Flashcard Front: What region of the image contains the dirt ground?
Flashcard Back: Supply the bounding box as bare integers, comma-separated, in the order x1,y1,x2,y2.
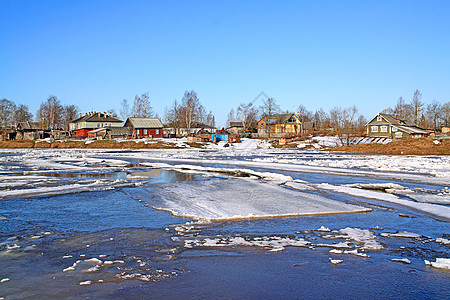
329,138,450,155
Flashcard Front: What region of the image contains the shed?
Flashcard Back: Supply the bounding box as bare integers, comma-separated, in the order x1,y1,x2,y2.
125,118,164,138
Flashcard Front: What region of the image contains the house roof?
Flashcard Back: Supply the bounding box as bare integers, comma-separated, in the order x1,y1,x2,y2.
229,122,244,128
367,113,408,126
17,121,43,130
394,125,431,135
164,121,215,129
126,118,163,128
260,114,299,125
70,112,122,124
107,127,131,136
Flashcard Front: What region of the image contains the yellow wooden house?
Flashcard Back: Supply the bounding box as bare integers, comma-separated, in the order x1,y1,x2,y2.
257,114,302,137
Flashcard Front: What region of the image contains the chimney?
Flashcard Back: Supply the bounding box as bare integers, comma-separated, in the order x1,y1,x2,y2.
98,112,101,117
79,113,82,117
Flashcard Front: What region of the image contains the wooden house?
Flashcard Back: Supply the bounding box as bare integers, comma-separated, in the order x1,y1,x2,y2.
16,122,45,140
164,122,216,137
366,113,431,139
69,112,123,137
87,127,131,139
125,118,164,138
227,122,244,135
257,114,302,137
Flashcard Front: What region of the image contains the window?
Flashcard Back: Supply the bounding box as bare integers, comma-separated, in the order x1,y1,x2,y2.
377,115,382,122
156,129,159,135
380,126,388,132
277,125,282,131
136,129,139,135
260,123,264,128
392,127,397,132
395,132,402,138
144,129,147,135
371,126,378,132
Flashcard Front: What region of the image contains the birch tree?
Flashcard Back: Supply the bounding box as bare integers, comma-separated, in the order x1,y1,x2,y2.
237,102,258,132
410,89,424,126
0,98,16,127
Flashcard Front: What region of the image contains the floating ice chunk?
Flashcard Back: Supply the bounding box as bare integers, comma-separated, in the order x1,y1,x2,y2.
6,244,20,250
335,228,384,251
317,226,331,232
391,258,411,264
0,278,10,283
329,258,343,265
284,181,316,191
424,258,450,270
409,194,450,205
146,178,370,221
435,238,450,245
380,232,422,239
316,242,352,249
329,249,344,254
84,265,101,273
63,266,75,272
343,249,368,257
79,280,92,285
0,215,6,220
84,258,102,264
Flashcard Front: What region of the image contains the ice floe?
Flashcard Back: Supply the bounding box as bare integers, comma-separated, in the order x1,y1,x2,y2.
391,258,411,264
183,235,310,252
424,258,450,270
146,178,370,221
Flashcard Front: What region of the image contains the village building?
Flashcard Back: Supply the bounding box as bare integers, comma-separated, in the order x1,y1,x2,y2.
124,118,164,138
87,127,131,139
366,113,431,139
257,114,302,137
164,122,216,137
16,121,46,140
227,122,244,135
69,112,123,137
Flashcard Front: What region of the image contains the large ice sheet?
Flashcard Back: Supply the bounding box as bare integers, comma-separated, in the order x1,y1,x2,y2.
145,178,371,221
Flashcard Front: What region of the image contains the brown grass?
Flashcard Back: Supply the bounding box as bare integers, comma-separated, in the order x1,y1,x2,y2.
329,138,450,155
0,140,182,149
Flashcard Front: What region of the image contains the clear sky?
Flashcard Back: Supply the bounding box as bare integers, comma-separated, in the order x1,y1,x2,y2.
1,0,449,127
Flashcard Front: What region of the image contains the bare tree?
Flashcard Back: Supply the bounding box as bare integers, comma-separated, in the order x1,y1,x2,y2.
410,89,424,126
14,104,33,124
180,90,201,132
260,98,280,117
226,109,235,128
441,101,450,127
297,104,312,122
425,100,442,130
237,102,258,132
394,96,408,120
62,104,80,131
107,109,119,119
120,99,130,121
329,106,359,146
313,108,328,130
0,99,17,127
132,93,154,118
37,95,64,130
164,99,182,135
206,111,215,128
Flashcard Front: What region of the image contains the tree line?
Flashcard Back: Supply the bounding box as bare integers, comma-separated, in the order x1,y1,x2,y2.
2,89,449,135
381,90,450,131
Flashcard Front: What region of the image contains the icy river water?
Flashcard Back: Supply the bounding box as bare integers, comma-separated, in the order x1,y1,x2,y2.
0,142,449,299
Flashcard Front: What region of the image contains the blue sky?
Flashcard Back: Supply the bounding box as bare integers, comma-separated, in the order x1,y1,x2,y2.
1,1,449,126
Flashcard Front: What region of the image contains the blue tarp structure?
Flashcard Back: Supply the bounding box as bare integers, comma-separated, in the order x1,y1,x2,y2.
211,134,229,142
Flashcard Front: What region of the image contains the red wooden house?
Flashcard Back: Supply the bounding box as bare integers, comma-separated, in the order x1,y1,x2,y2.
124,118,164,138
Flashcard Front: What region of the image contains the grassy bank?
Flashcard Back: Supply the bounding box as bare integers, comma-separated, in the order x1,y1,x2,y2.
328,138,450,155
